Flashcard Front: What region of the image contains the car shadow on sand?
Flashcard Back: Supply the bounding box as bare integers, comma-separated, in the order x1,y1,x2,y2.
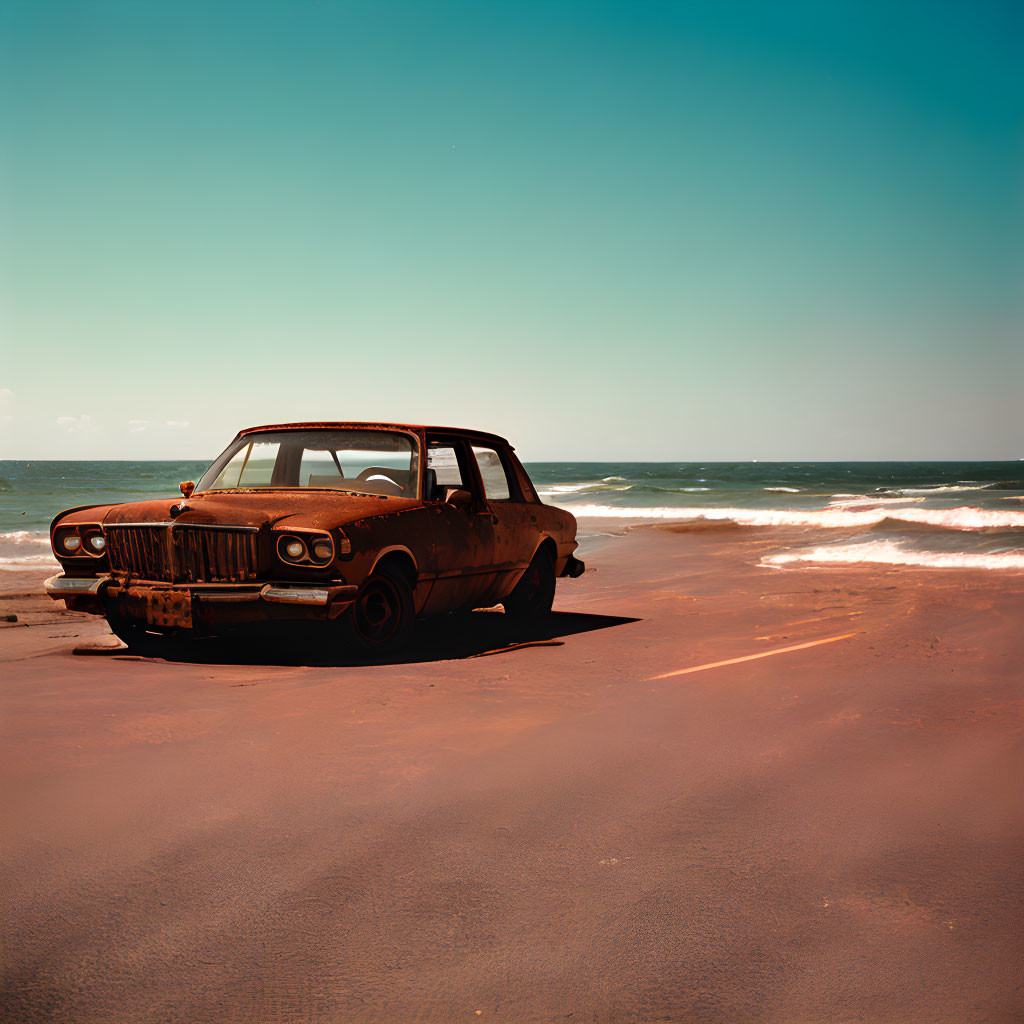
114,610,641,668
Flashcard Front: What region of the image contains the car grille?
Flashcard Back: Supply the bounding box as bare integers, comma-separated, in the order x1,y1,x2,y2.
106,525,260,583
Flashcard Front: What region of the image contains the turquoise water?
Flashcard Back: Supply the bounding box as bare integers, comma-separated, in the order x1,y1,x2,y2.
0,461,212,534
527,461,1024,512
2,460,1023,571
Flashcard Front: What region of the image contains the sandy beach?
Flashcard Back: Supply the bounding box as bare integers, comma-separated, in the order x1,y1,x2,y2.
1,525,1022,1023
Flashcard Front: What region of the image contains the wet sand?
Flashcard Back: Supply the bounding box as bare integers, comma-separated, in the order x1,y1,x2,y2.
1,527,1022,1023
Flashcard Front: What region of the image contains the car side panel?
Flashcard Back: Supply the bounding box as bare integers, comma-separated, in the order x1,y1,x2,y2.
341,505,496,615
480,500,542,604
419,504,497,613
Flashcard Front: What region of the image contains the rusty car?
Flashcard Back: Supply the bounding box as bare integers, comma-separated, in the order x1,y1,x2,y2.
44,422,585,652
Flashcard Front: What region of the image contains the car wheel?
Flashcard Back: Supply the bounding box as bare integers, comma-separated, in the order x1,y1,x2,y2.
349,563,414,653
503,546,556,619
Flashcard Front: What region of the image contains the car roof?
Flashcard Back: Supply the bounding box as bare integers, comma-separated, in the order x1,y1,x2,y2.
237,421,513,448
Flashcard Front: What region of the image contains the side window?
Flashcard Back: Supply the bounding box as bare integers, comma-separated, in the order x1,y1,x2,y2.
471,446,512,501
427,444,466,489
510,454,540,503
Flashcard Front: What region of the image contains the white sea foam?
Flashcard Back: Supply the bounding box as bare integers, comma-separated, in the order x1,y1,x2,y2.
871,507,1024,529
0,553,60,571
538,481,635,497
537,483,600,495
0,531,51,547
763,541,1024,571
884,483,1002,497
764,487,801,493
561,503,1024,530
0,530,58,571
827,496,926,510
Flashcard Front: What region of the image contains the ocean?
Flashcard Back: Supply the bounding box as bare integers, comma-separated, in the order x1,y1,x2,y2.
2,460,1023,573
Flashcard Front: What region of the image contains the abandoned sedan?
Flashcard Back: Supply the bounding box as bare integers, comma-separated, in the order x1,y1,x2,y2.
45,423,585,651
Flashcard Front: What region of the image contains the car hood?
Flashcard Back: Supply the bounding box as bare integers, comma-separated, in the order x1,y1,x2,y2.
98,490,422,531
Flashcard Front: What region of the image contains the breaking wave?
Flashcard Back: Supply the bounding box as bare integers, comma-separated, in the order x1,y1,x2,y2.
539,483,718,497
827,496,926,509
560,503,1024,531
0,555,59,571
1,530,50,546
763,541,1024,571
0,530,58,571
878,482,1019,497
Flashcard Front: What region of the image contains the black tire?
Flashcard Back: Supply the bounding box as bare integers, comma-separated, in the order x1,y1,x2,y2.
503,546,556,619
349,563,415,653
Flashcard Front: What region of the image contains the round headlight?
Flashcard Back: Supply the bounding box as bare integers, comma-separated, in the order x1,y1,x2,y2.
88,534,106,552
62,534,82,552
312,540,333,561
285,539,306,560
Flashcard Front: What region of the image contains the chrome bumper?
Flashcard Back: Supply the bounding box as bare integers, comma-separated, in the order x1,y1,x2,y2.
260,584,357,606
44,574,111,597
44,574,358,609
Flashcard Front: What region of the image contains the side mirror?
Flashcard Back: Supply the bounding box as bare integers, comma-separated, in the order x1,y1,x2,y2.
179,481,195,498
444,487,472,508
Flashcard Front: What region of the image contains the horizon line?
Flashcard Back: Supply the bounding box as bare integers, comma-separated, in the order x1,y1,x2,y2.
2,457,1022,465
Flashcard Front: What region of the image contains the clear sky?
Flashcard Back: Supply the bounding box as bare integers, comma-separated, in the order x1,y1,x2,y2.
1,0,1021,461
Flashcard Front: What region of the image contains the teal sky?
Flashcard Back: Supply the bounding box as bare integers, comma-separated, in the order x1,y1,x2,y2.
2,0,1021,460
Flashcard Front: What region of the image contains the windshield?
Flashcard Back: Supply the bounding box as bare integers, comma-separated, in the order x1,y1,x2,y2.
196,429,420,498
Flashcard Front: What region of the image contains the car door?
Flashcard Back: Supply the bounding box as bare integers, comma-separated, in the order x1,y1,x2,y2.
419,436,497,613
468,441,540,603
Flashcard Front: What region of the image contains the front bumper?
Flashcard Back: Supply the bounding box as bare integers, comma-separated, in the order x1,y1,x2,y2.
44,574,359,628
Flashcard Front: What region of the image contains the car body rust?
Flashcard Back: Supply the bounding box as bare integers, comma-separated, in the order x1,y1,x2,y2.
45,422,585,646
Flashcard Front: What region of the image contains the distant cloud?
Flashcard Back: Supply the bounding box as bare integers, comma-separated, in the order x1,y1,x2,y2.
0,388,13,399
56,414,101,434
128,419,151,433
166,420,191,429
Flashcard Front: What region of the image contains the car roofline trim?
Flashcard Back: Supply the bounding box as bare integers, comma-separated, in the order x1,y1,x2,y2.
234,422,511,448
